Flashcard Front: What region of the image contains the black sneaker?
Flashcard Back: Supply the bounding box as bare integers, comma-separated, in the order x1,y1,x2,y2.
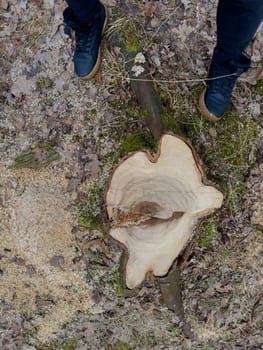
65,3,108,80
199,53,251,122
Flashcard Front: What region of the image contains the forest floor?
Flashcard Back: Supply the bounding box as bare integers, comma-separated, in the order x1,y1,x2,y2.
0,0,263,349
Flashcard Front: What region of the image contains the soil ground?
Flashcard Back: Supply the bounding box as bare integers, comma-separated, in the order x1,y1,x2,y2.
0,0,262,349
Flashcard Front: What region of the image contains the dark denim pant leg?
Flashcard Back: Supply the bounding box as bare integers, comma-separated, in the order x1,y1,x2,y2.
215,0,263,64
64,0,101,31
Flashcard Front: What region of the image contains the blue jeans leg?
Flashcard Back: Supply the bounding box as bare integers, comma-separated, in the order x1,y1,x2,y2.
215,0,263,64
64,0,101,29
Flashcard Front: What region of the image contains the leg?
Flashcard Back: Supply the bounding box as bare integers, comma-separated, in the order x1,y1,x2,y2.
199,0,263,121
63,1,108,79
64,0,100,24
216,0,263,64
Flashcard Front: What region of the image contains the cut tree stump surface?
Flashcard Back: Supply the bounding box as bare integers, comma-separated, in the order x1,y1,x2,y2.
106,134,223,289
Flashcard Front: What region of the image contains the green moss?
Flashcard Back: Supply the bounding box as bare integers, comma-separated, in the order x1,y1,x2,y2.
78,216,103,231
72,134,81,143
37,338,78,350
155,84,203,136
15,102,22,109
43,97,55,106
116,251,135,297
203,114,257,213
118,132,157,158
36,76,54,90
202,113,257,213
102,151,118,165
202,345,216,350
198,219,219,249
171,55,177,63
161,111,179,132
120,22,140,53
111,7,120,16
103,339,136,350
253,69,263,95
14,142,60,169
85,248,105,265
141,107,150,118
78,184,104,231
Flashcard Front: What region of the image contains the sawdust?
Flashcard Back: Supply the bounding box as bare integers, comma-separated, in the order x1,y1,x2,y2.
0,166,93,341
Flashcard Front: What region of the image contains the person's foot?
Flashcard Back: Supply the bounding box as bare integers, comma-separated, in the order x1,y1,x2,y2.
73,3,108,80
199,53,251,122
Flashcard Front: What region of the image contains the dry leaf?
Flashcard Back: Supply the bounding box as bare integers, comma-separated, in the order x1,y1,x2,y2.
241,67,263,85
142,0,157,18
208,127,217,138
11,75,35,97
88,154,100,180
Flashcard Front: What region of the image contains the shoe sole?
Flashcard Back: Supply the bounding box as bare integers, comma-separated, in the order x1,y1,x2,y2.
199,89,221,122
80,4,109,81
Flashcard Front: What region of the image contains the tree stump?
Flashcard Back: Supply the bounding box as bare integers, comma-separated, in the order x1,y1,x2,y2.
106,134,223,289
